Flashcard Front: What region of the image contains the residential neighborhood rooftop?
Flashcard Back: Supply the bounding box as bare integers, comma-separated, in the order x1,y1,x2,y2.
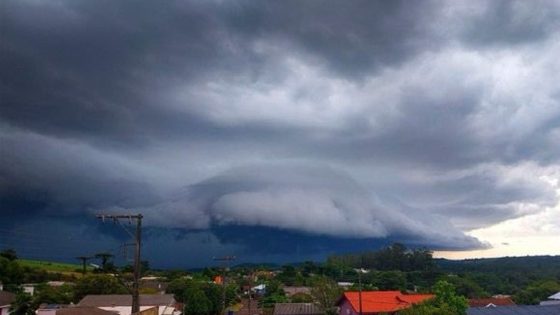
0,290,16,307
78,294,175,307
56,306,118,315
469,297,516,307
467,305,560,315
336,291,435,313
273,303,323,315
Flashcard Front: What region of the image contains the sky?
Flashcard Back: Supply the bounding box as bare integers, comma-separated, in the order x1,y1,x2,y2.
1,0,560,268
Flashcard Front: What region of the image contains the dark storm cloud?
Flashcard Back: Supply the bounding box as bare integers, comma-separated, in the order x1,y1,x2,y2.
224,0,444,76
458,0,560,47
2,0,560,266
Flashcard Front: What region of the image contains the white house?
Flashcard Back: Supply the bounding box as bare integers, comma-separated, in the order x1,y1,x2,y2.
540,292,560,306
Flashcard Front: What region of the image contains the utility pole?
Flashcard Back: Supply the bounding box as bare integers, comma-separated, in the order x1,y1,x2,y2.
213,255,236,312
97,214,143,315
358,257,363,315
247,269,254,315
76,256,92,275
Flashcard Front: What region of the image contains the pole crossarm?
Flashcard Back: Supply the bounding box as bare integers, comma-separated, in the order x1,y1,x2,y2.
96,213,143,314
213,255,236,312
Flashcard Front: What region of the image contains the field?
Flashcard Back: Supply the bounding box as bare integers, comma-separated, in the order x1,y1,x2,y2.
18,259,91,273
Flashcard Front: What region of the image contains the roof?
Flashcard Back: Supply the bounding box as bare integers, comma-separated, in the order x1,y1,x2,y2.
548,292,560,300
283,286,311,296
0,291,16,306
252,284,266,290
273,303,323,315
469,297,516,307
337,291,434,313
78,294,175,307
56,307,118,315
467,305,560,315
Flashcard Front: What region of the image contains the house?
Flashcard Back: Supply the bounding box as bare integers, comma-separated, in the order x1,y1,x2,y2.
36,304,68,315
252,284,267,295
467,304,560,315
78,294,179,315
56,306,118,315
140,277,168,294
42,306,119,315
337,282,354,289
336,291,434,315
273,303,323,315
283,287,311,297
0,290,16,315
468,297,516,307
540,291,560,305
22,283,36,296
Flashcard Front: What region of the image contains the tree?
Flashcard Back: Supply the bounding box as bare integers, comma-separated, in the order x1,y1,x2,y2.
94,253,114,272
401,280,468,315
310,276,342,315
33,283,74,305
73,274,128,301
291,292,313,303
432,280,468,315
0,249,18,261
0,256,24,292
514,280,560,305
10,292,35,315
184,286,211,315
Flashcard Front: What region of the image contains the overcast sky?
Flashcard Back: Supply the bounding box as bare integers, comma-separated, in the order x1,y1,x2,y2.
1,0,560,268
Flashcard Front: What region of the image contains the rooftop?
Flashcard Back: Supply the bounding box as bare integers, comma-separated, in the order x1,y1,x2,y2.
469,297,516,307
0,291,16,307
56,306,118,315
337,291,434,313
273,303,323,315
78,294,175,307
467,305,560,315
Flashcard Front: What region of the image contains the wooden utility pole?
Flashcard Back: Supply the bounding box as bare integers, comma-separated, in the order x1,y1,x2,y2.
97,214,143,315
358,256,363,315
213,255,236,312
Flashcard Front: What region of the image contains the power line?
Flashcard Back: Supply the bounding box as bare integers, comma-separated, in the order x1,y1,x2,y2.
97,213,143,315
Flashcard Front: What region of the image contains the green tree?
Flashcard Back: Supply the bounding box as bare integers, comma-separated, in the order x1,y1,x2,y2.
0,249,18,261
310,276,342,315
73,274,128,301
33,283,74,305
444,275,488,299
291,292,313,303
184,286,211,315
401,280,468,315
432,280,468,315
10,292,35,315
514,280,560,305
0,256,24,288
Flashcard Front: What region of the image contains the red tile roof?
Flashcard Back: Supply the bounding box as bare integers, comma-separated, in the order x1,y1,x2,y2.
337,291,434,313
468,297,516,307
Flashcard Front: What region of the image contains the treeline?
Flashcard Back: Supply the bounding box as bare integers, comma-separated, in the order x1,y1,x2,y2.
327,243,435,271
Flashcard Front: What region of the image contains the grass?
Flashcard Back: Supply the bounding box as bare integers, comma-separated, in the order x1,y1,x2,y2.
19,259,91,273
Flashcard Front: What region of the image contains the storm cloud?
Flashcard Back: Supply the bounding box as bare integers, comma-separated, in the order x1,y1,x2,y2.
1,0,560,267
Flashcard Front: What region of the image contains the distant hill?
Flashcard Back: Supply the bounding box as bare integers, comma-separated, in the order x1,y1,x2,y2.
436,255,560,276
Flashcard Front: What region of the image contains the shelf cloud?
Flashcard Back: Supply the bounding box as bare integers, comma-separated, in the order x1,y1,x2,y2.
2,0,560,266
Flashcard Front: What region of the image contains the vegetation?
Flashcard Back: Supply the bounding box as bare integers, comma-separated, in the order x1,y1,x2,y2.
3,245,560,314
18,259,88,274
